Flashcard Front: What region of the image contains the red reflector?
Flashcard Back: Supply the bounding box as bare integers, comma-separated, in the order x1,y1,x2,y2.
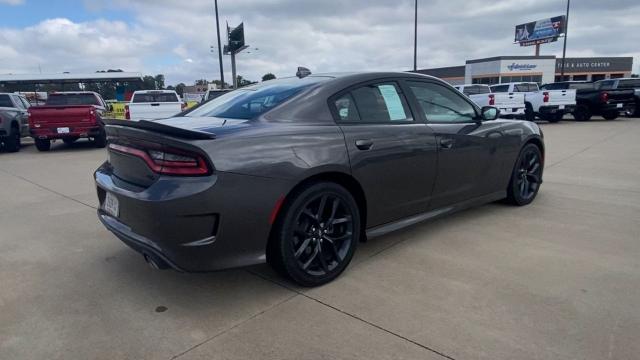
108,143,211,176
543,92,549,103
124,105,130,120
269,196,285,224
600,92,609,102
488,94,495,106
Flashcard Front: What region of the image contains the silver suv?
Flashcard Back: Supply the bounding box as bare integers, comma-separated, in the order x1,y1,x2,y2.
0,93,31,152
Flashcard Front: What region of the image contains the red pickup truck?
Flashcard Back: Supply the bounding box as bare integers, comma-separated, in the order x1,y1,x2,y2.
28,92,109,151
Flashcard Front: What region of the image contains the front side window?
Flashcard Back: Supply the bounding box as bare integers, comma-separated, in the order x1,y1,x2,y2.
407,81,477,123
0,94,14,107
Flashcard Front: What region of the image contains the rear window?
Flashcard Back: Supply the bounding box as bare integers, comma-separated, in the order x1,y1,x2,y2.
569,83,594,90
187,76,330,120
490,85,509,93
0,94,12,107
46,93,101,106
132,92,179,103
207,91,230,101
617,79,640,89
461,85,490,95
514,83,537,92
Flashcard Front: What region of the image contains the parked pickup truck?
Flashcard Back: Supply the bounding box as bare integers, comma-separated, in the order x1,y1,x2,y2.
28,92,108,151
541,81,635,121
0,93,31,152
454,84,525,118
125,90,184,121
593,78,640,117
491,82,576,122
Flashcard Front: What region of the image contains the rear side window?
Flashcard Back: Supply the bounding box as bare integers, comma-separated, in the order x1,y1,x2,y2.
46,93,101,106
132,93,179,103
462,85,490,95
596,80,614,90
333,82,412,123
569,83,594,90
618,79,640,89
0,94,13,107
490,85,509,93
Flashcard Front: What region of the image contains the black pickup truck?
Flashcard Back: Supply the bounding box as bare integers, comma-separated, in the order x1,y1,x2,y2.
541,81,635,121
595,78,640,117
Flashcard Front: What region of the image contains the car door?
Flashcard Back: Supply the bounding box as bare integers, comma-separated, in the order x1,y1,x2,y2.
404,80,505,209
332,80,438,227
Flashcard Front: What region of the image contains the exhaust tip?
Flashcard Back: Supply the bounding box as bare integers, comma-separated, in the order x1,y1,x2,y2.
143,253,169,270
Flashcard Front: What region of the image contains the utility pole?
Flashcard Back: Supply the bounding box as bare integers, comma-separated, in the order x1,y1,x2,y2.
413,0,418,71
560,0,570,80
214,0,225,88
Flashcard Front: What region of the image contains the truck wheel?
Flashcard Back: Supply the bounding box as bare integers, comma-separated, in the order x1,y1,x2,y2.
4,123,21,152
524,103,535,121
35,138,51,152
573,105,591,121
94,128,107,148
548,113,563,123
602,111,618,121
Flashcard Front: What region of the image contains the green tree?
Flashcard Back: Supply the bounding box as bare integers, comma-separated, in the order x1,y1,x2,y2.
175,83,186,97
262,73,276,81
236,75,256,88
154,74,165,89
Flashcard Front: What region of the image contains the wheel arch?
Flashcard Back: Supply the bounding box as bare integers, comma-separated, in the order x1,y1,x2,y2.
266,171,368,261
523,135,545,164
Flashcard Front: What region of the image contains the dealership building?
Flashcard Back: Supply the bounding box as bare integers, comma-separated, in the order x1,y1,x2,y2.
416,56,634,86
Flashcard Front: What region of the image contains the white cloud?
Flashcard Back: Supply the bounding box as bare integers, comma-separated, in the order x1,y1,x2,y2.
2,0,640,85
0,0,24,6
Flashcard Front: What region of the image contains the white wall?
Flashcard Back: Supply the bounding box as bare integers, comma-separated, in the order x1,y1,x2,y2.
465,57,557,84
465,60,501,83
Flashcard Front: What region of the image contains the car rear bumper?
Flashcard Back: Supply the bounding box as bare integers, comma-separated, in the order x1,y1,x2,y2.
600,103,635,114
94,162,292,272
30,125,101,139
539,105,576,115
497,107,525,116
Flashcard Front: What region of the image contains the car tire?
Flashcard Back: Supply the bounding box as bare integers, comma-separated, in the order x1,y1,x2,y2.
524,103,535,121
573,105,592,121
34,138,51,152
269,182,360,287
94,127,107,148
602,111,618,120
63,137,79,145
547,113,563,123
4,124,21,152
506,143,543,206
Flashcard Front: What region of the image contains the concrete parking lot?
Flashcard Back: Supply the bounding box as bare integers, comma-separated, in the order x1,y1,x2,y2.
1,117,639,360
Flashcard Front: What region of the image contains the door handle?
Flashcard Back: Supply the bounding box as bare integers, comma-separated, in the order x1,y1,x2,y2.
355,139,373,150
439,138,454,149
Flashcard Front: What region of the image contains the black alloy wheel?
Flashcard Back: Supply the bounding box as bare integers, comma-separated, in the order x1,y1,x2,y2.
271,182,360,286
506,144,543,206
602,111,618,120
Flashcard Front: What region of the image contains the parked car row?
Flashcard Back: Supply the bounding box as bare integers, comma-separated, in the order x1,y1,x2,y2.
454,78,639,123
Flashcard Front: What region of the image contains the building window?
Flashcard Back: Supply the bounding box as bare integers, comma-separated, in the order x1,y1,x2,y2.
472,76,499,85
572,75,588,81
610,73,624,79
591,74,606,81
555,75,570,82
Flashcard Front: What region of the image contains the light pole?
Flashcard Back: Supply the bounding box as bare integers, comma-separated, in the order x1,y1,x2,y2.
560,0,570,80
413,0,418,71
214,0,225,88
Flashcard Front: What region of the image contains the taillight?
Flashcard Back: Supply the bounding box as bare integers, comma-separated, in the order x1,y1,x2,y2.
600,92,609,102
181,102,187,111
488,94,495,106
124,105,130,120
108,142,211,176
543,92,549,103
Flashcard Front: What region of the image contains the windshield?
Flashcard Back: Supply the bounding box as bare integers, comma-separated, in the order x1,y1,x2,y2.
187,76,330,120
46,93,100,106
132,92,179,103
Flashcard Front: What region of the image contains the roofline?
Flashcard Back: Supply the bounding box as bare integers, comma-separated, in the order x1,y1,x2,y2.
0,72,143,84
466,56,556,64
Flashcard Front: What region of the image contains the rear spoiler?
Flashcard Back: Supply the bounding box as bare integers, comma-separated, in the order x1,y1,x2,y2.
102,118,216,140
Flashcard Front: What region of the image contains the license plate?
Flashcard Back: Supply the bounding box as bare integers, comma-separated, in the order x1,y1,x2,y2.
617,103,623,108
103,192,119,218
57,127,70,134
559,105,565,110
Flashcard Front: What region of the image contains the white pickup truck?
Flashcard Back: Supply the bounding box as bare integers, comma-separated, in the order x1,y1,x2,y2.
490,82,576,122
125,90,184,121
454,84,525,118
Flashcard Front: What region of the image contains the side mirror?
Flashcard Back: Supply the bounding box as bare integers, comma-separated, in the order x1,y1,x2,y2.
481,106,500,121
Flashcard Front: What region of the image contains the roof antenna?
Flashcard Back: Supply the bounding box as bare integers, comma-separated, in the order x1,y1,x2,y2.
296,67,311,78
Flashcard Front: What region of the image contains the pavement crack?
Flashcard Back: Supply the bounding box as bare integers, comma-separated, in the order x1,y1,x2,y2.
246,269,457,360
169,293,299,360
0,168,97,210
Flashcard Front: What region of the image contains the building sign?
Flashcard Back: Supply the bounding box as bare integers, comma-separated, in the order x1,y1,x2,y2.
507,63,538,71
555,57,633,73
515,16,565,47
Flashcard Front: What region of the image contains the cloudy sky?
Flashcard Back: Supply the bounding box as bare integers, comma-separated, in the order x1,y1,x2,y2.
0,0,638,86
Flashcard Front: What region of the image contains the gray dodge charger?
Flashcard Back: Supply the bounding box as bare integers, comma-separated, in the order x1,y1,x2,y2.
95,71,544,286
